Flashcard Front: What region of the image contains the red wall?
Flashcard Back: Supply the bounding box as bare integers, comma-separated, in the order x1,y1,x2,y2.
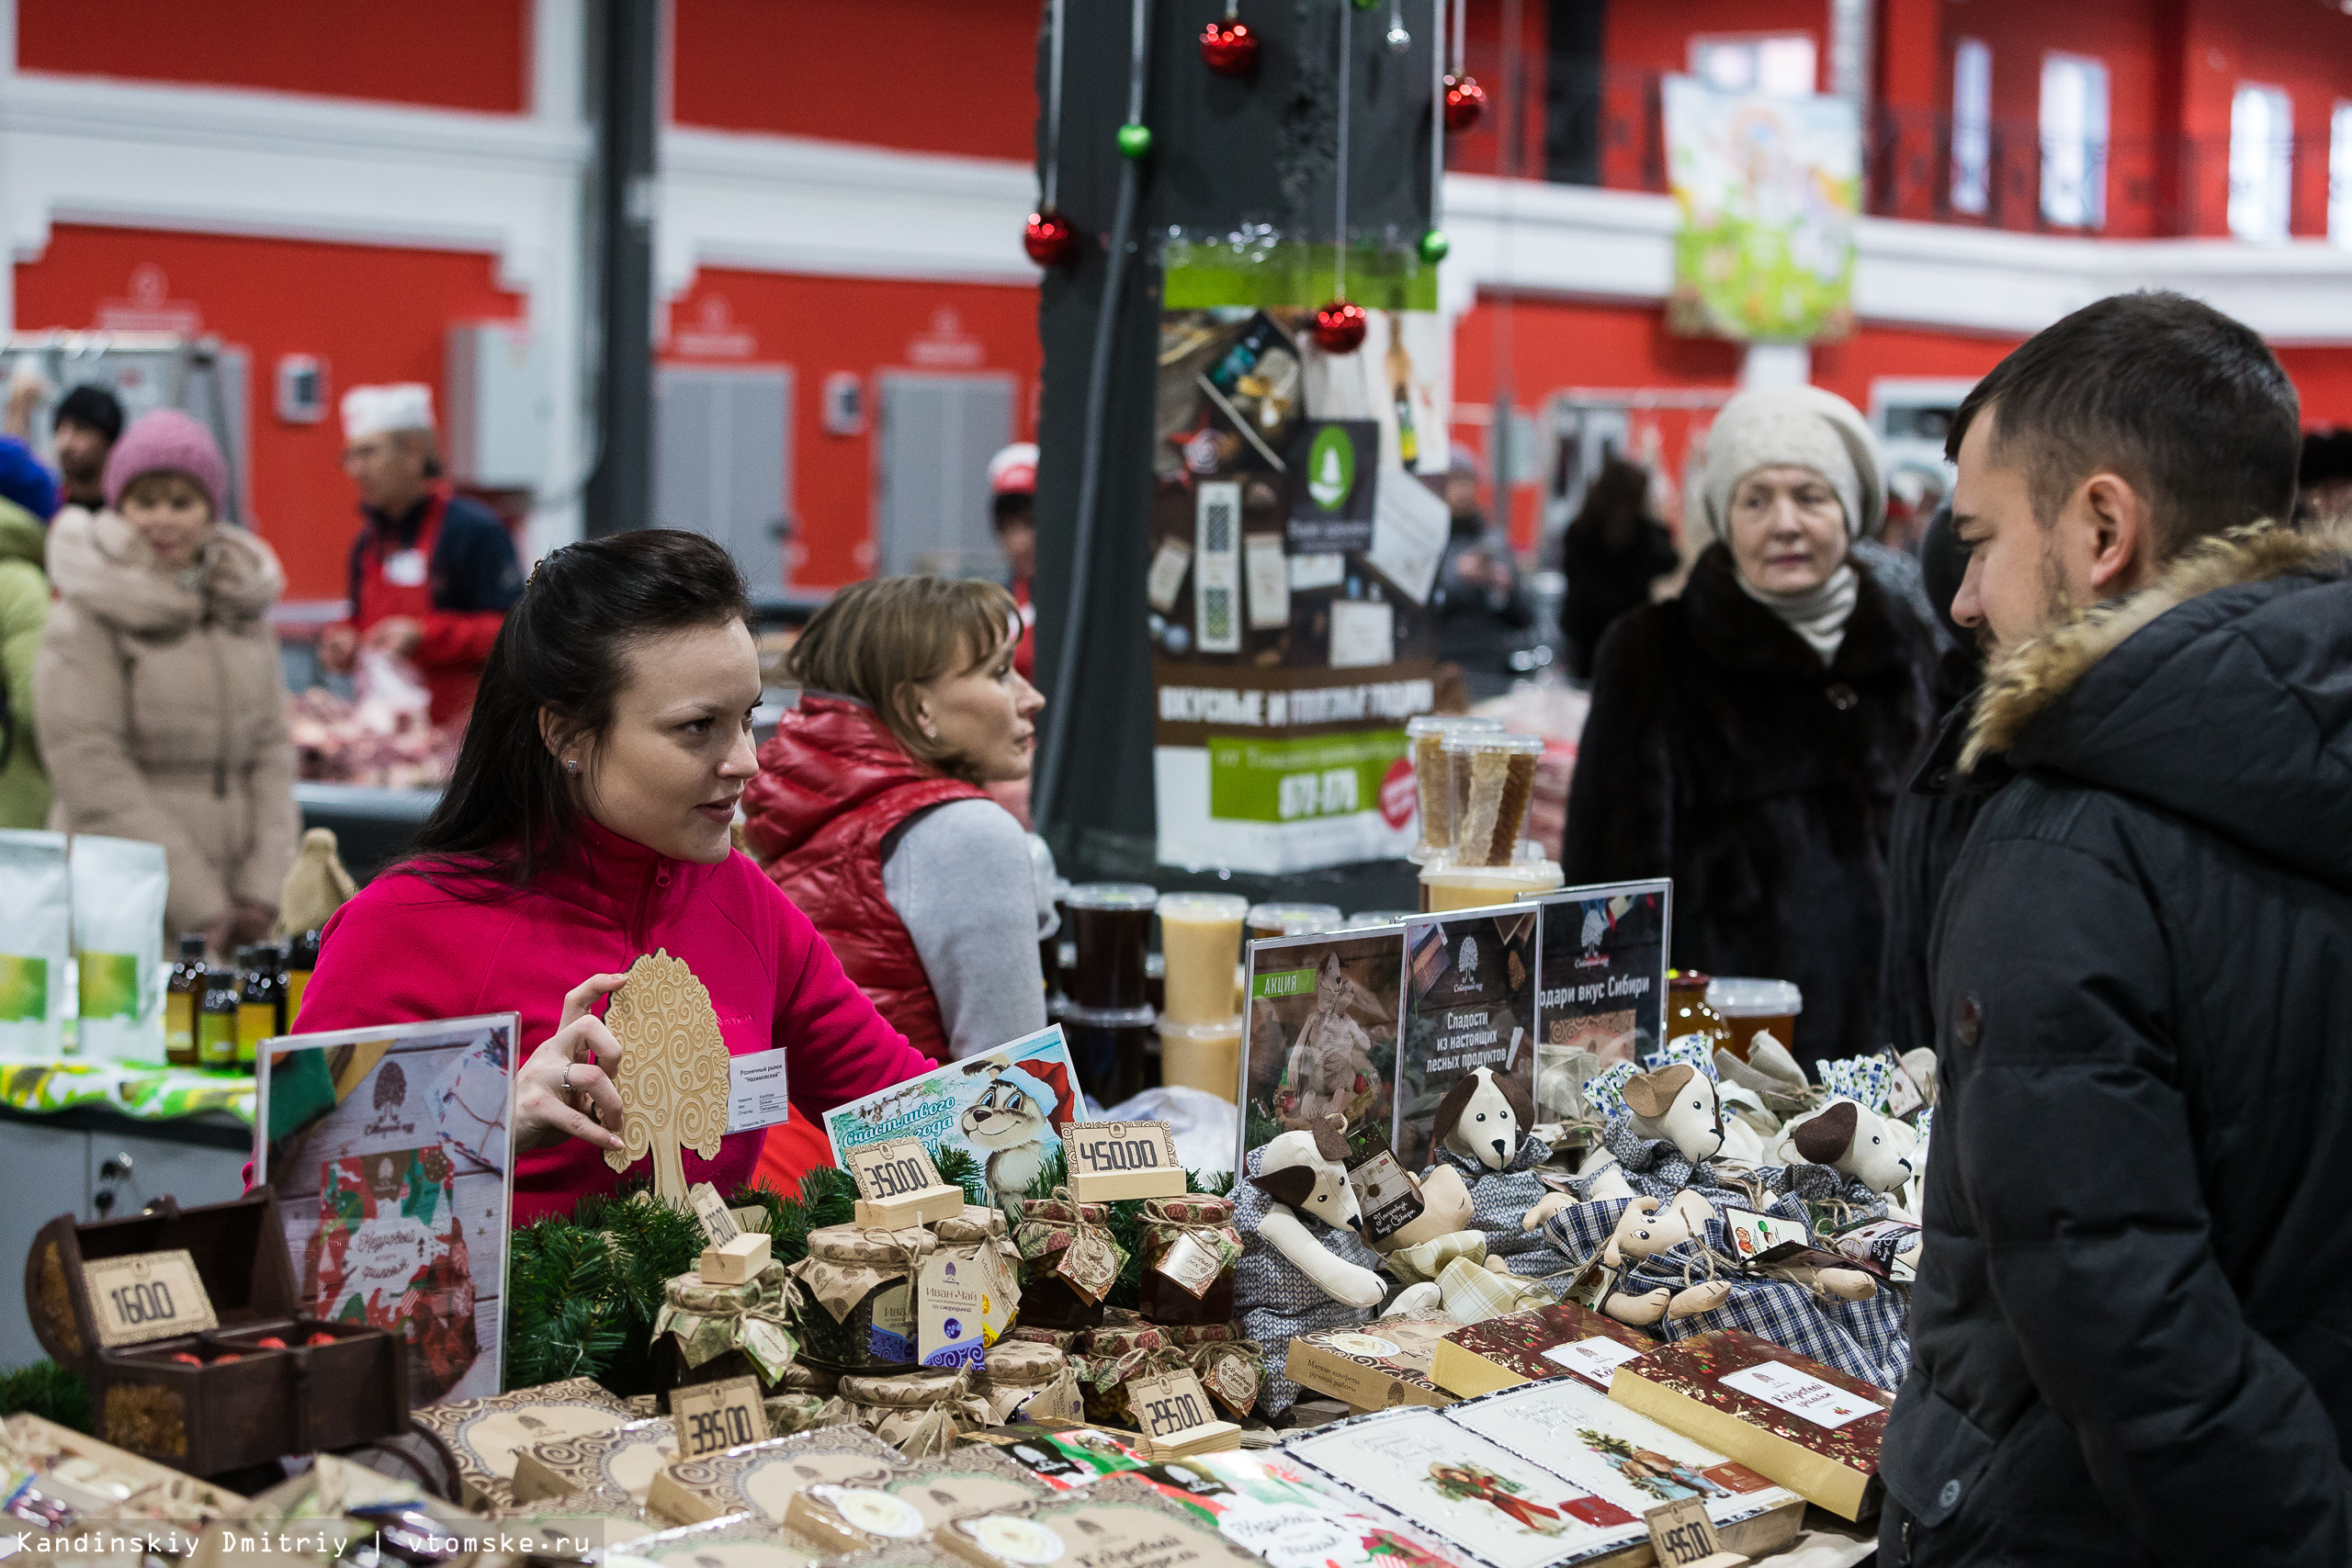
1603,0,1826,77
672,0,1039,160
661,270,1043,591
2182,0,2352,238
14,225,526,604
17,0,530,114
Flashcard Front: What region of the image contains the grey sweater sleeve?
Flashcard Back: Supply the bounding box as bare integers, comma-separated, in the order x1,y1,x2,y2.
880,797,1048,1059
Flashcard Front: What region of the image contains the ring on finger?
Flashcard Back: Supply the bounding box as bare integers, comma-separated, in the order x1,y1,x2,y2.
561,1064,574,1100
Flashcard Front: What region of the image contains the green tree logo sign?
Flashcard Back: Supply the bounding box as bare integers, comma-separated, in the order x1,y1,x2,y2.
1307,424,1357,512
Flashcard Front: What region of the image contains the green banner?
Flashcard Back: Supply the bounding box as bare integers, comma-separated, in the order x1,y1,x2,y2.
1163,239,1440,312
1252,967,1319,1000
1209,728,1408,824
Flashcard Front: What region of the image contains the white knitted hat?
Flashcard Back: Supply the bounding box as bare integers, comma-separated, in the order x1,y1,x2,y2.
341,383,435,442
1701,385,1883,541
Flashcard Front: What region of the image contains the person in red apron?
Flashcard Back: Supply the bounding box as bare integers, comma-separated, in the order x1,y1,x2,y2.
318,383,524,727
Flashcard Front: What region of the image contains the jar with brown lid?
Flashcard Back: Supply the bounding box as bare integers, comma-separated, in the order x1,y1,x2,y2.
1135,1195,1241,1326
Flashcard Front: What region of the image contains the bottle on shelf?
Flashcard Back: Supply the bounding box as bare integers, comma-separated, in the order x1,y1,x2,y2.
236,946,286,1069
164,934,207,1069
198,964,240,1073
285,929,322,1024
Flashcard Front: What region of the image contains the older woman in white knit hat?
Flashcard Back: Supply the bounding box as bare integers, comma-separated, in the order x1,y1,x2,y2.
1560,385,1936,1068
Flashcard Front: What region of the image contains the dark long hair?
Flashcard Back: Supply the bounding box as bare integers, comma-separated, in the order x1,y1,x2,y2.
1565,456,1656,554
404,529,752,887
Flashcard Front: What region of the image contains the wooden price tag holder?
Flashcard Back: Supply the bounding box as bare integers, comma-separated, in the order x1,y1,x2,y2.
1642,1498,1748,1568
672,1374,771,1459
1065,1120,1185,1202
698,1231,772,1285
604,950,732,1203
83,1249,218,1348
845,1136,965,1228
1127,1368,1240,1460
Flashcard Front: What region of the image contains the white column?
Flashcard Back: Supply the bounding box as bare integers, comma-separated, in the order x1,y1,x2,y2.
525,0,590,564
0,0,19,334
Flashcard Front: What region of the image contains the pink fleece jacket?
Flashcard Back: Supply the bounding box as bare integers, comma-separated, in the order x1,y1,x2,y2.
295,818,935,1224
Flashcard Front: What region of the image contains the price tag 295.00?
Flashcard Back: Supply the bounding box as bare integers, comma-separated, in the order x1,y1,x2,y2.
84,1249,218,1348
1128,1369,1217,1439
672,1374,771,1459
844,1137,944,1202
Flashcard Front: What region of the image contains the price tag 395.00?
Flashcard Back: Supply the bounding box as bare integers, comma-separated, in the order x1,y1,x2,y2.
672,1374,771,1460
84,1249,218,1348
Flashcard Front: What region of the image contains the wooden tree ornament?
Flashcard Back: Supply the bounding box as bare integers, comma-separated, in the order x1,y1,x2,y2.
602,949,732,1201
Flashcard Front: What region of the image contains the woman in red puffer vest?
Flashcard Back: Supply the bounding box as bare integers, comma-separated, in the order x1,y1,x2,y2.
741,578,1051,1188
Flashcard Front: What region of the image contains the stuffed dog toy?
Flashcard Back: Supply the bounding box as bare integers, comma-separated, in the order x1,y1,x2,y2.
1595,1192,1733,1325
1624,1064,1726,1164
1778,1099,1915,1192
1236,1116,1390,1414
1430,1065,1534,1170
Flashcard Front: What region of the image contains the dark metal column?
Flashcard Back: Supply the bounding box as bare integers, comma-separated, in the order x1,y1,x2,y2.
582,0,660,538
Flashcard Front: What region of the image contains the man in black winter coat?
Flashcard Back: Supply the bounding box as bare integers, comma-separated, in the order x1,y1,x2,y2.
1881,291,2352,1564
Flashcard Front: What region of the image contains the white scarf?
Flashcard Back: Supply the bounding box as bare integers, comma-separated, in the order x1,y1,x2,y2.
1738,562,1858,666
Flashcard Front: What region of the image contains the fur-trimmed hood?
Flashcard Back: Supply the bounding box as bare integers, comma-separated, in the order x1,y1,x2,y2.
1964,519,2352,887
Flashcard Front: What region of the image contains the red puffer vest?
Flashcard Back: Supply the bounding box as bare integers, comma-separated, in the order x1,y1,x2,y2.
741,694,988,1062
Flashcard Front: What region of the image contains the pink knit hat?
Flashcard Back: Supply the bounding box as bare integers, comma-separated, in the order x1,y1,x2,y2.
104,409,229,515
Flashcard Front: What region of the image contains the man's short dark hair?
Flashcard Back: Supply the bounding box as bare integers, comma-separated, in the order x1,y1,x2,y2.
1946,291,2300,558
53,383,124,445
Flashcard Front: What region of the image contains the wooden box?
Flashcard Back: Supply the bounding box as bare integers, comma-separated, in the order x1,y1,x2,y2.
24,1190,408,1476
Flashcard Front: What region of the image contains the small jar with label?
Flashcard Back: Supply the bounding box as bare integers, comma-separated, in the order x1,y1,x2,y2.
785,1223,934,1371
1012,1196,1124,1330
1135,1195,1240,1326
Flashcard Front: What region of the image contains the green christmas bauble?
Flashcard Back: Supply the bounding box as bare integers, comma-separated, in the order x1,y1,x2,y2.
1419,228,1451,264
1117,122,1153,159
1351,0,1381,9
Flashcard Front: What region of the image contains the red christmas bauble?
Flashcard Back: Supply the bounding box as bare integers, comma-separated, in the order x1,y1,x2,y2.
1314,300,1369,355
1443,72,1487,133
1023,209,1079,267
1200,19,1259,75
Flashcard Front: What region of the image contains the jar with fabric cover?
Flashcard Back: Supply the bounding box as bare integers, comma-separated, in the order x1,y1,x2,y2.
653,1261,800,1393
786,1224,936,1371
974,1339,1082,1424
1135,1195,1242,1326
834,1368,993,1457
1012,1194,1126,1329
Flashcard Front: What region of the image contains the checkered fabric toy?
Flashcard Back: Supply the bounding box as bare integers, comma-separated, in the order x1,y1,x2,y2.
1542,1193,1911,1392
1428,1134,1577,1280
1234,1143,1385,1415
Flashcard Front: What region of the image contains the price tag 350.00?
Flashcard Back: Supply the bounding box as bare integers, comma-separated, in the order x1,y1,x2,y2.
84,1249,218,1348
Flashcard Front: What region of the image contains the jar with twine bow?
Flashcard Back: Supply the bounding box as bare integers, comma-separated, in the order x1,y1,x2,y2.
936,1205,1024,1278
974,1339,1083,1424
1136,1194,1242,1326
1012,1192,1125,1330
786,1224,938,1371
654,1259,800,1392
1184,1335,1266,1418
834,1367,993,1458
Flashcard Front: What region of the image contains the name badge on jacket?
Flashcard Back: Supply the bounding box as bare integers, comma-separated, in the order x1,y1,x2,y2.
383,548,429,587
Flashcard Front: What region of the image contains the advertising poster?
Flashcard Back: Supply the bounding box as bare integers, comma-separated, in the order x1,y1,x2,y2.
1530,881,1671,1122
1151,243,1452,874
1662,75,1860,344
253,1013,519,1407
823,1025,1081,1222
1396,909,1537,1168
1239,927,1407,1164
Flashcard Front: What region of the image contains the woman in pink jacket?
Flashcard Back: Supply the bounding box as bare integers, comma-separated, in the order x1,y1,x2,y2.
296,530,933,1224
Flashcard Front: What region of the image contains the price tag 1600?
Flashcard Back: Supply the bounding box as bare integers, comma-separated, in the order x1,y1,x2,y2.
84,1249,217,1348
671,1374,770,1460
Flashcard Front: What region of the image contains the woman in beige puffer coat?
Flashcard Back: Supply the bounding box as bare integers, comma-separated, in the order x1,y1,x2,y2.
35,410,299,952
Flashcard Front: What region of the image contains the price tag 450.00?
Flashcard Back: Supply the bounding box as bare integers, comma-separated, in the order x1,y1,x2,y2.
84,1250,218,1349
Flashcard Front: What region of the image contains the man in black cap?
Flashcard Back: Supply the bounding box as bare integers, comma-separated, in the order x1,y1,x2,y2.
5,373,122,516
48,386,123,514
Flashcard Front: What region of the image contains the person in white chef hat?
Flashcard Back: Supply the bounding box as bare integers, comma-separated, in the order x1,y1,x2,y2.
317,382,524,725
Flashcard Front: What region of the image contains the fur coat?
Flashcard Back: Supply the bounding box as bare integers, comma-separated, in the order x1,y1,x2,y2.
1561,543,1936,1067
